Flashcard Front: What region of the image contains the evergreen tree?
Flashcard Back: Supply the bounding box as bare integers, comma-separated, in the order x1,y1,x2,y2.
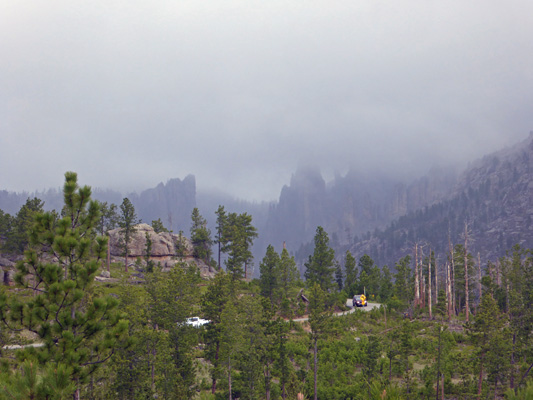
95,201,119,272
343,251,357,296
494,245,533,391
235,296,266,400
95,201,118,236
144,265,201,398
467,293,510,397
219,300,242,400
279,246,299,299
118,197,140,272
0,360,75,399
201,271,233,394
0,209,13,250
363,335,381,381
259,245,281,306
151,218,168,233
144,231,155,272
304,226,336,291
357,254,380,299
394,255,413,304
4,197,44,253
190,207,213,265
435,289,447,320
0,172,129,399
224,212,258,281
379,265,394,302
334,260,343,292
175,230,187,258
308,283,332,400
215,205,228,269
275,318,291,400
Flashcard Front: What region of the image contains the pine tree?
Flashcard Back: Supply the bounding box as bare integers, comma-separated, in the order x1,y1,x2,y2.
259,245,280,306
379,265,394,302
279,246,299,300
151,218,168,233
215,205,228,269
224,212,257,281
308,283,332,400
304,226,336,291
144,265,201,398
95,201,119,272
343,251,357,296
334,261,343,291
358,254,380,298
201,271,233,394
95,201,118,236
118,197,140,272
190,207,213,265
0,172,129,399
4,197,44,253
467,293,510,398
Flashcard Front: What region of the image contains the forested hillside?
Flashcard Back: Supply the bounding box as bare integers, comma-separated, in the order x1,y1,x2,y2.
341,133,533,271
1,172,532,399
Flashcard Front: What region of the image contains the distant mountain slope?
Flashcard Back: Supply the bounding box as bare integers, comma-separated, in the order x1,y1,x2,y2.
129,175,196,233
2,134,531,276
344,133,533,269
258,162,457,265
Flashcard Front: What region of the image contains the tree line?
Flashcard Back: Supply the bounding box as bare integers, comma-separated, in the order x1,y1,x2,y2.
0,172,532,399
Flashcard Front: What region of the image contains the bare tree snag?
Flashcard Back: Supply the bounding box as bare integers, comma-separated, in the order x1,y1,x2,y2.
414,243,420,308
477,252,482,309
464,221,470,322
428,250,432,319
435,257,439,304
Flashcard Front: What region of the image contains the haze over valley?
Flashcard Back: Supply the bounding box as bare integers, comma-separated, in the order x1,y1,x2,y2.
2,132,532,278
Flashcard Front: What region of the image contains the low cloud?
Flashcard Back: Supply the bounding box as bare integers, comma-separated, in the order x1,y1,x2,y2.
1,1,531,201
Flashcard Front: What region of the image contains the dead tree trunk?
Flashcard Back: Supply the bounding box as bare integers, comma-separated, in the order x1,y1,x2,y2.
464,222,470,322
435,257,439,304
107,232,111,272
428,251,432,319
414,243,420,308
448,233,456,316
446,262,453,320
477,252,482,310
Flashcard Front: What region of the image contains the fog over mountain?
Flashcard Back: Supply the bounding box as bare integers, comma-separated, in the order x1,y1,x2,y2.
1,2,532,201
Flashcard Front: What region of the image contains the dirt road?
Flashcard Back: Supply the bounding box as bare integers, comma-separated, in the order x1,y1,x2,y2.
293,299,380,322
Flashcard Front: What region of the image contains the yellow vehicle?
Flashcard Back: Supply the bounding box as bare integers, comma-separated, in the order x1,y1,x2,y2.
353,294,367,307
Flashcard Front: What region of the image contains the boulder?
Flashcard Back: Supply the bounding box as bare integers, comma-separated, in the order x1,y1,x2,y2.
107,224,216,279
108,223,193,258
0,256,16,286
100,270,111,278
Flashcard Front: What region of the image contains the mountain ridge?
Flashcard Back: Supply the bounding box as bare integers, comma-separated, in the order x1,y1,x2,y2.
1,133,531,275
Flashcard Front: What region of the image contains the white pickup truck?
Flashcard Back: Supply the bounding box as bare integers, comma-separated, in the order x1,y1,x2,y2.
184,317,210,327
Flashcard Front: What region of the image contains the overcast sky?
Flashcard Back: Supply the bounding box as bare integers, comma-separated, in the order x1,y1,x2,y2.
1,1,532,201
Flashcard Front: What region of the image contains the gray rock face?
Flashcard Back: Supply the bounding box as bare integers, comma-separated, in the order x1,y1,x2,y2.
108,223,192,258
0,256,16,285
108,223,215,278
100,270,111,278
130,175,196,234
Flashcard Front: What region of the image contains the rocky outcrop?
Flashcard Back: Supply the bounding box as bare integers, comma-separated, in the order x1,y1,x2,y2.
259,164,457,259
129,175,196,234
261,167,327,253
0,256,16,285
108,223,216,278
